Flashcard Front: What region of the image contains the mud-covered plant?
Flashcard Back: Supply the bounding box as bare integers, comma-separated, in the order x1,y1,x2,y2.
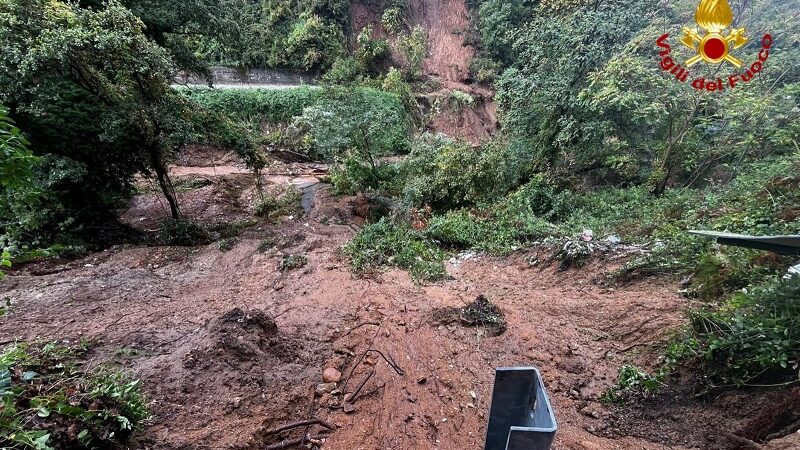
254,189,302,222
554,238,596,270
279,254,308,271
448,90,475,111
0,342,150,449
459,295,507,335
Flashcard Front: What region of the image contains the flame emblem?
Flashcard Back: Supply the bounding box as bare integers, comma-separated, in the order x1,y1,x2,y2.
680,0,747,67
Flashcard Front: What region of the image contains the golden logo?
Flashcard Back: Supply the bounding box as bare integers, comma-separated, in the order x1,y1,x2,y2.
655,0,773,93
680,0,747,67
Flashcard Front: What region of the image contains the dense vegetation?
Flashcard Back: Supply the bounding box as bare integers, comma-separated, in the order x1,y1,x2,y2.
0,0,798,417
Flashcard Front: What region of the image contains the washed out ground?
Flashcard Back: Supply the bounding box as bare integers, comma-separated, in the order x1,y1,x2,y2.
1,149,797,450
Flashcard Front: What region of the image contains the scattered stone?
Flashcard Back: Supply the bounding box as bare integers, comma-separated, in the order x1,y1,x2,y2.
230,397,242,409
316,383,337,396
322,367,341,383
343,403,357,414
469,390,477,400
417,376,428,385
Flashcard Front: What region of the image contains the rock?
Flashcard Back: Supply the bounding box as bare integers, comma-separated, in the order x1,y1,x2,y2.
230,397,242,408
469,390,477,400
343,403,357,414
315,383,337,396
322,367,342,383
417,376,428,385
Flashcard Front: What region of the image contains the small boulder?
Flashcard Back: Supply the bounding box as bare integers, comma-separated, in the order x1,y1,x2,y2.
322,367,342,383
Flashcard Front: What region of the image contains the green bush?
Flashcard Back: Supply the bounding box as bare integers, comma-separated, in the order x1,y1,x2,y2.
0,342,149,449
400,134,523,210
344,217,447,282
158,219,209,246
680,276,800,386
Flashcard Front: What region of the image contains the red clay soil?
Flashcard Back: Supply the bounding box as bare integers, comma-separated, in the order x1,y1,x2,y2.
1,162,795,450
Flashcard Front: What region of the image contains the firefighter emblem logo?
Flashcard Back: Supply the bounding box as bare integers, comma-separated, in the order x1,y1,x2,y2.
680,0,747,67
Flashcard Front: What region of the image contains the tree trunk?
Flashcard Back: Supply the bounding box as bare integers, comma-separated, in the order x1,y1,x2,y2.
149,145,181,219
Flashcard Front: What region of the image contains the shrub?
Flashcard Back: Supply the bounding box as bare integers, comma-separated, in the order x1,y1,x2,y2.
344,217,447,281
355,25,390,74
396,26,427,79
680,275,800,386
400,134,522,210
448,90,475,110
218,237,239,252
297,87,409,161
181,87,324,125
0,342,149,449
330,151,401,196
381,7,405,34
158,219,209,246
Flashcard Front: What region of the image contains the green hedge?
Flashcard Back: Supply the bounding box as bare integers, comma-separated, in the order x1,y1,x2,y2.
180,87,324,124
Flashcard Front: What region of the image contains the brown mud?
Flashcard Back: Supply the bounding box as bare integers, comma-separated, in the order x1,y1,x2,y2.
1,153,797,449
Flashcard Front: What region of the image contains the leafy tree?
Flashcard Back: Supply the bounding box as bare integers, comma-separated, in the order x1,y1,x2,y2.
297,87,408,175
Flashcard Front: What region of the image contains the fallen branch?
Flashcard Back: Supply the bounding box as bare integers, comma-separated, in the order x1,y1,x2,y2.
265,433,330,450
264,418,335,436
345,369,375,404
367,349,405,375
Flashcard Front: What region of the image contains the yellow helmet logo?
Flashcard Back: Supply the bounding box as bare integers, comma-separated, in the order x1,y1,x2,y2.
680,0,748,67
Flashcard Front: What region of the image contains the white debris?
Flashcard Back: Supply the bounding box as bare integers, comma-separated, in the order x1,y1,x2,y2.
448,250,477,266
605,234,621,245
785,262,800,280
580,229,594,242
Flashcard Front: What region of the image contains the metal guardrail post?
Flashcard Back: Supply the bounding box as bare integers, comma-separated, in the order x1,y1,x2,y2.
484,367,557,450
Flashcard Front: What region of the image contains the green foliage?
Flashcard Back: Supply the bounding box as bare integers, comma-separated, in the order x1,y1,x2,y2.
190,0,349,71
344,217,447,282
218,237,239,252
279,254,308,271
330,152,400,196
400,134,523,210
381,6,405,34
321,57,364,85
355,25,390,74
181,87,324,125
601,364,664,404
680,276,800,386
396,26,427,80
447,90,476,110
297,87,409,161
158,219,209,246
0,342,149,449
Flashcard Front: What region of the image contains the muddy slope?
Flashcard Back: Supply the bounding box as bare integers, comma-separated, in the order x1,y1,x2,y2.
1,157,793,449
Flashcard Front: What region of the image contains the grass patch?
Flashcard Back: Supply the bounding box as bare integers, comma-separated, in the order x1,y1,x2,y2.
0,342,149,449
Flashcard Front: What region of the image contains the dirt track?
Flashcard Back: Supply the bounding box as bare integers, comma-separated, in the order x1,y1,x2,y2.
1,161,795,450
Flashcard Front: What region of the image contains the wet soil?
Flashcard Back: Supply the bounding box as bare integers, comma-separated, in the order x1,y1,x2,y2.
1,154,795,450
